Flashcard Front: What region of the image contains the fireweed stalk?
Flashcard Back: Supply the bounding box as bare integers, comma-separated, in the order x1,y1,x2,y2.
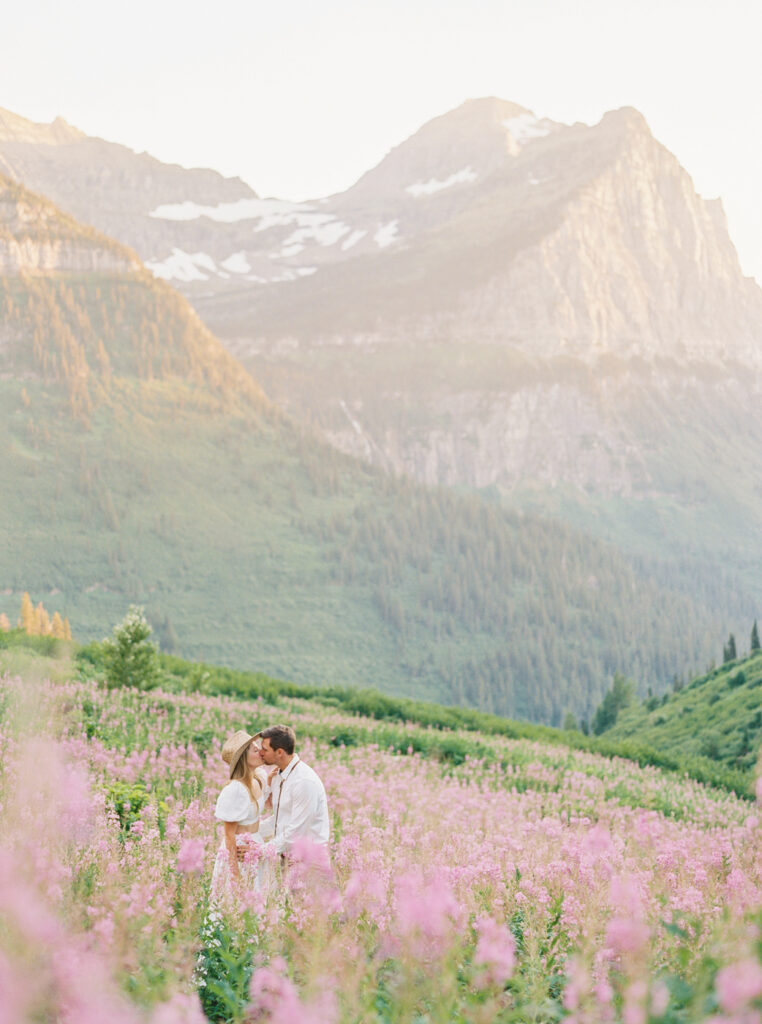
1,671,762,1022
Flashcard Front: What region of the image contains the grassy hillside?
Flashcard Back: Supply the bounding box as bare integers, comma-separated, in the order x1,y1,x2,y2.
0,176,752,724
1,635,754,798
602,650,762,776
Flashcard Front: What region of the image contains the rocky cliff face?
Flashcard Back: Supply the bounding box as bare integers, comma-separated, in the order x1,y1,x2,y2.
0,176,140,274
200,104,762,518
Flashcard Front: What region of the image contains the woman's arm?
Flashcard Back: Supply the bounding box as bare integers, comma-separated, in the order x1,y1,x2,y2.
250,778,263,832
224,820,240,882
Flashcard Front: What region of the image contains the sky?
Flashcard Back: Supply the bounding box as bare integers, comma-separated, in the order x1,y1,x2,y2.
1,0,760,281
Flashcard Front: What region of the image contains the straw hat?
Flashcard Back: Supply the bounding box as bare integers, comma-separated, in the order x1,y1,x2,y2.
221,730,254,777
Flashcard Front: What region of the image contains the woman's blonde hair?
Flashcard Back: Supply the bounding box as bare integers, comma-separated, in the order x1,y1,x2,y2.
230,743,262,801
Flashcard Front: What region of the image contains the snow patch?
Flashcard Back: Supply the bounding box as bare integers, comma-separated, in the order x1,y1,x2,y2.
145,247,317,284
280,218,351,249
145,248,217,282
257,210,336,235
503,114,552,144
244,267,318,284
374,221,399,248
149,198,307,223
220,251,251,274
405,167,478,197
342,229,366,251
277,243,306,258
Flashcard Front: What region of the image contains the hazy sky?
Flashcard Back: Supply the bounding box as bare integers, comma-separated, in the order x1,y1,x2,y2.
2,0,760,281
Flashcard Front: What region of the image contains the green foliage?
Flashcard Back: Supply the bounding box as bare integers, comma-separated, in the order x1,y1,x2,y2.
0,628,65,657
101,606,159,690
592,673,635,735
723,633,737,663
729,670,746,689
752,620,760,652
106,780,150,831
195,914,256,1024
606,650,762,787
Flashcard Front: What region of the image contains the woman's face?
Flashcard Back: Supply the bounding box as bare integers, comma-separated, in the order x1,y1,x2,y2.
247,742,264,769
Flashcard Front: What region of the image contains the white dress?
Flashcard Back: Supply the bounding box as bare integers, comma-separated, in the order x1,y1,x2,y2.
210,780,265,897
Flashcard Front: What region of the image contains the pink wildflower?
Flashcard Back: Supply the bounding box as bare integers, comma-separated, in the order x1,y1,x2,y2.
563,958,589,1011
605,916,650,956
150,992,207,1024
715,959,762,1013
473,915,516,988
0,949,28,1024
248,965,337,1023
289,837,331,874
650,981,670,1017
394,868,462,957
176,839,204,875
595,979,614,1004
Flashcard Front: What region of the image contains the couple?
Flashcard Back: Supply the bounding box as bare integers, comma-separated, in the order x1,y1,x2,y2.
211,724,329,895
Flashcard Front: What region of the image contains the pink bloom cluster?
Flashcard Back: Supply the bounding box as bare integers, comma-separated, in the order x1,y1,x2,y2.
3,671,762,1023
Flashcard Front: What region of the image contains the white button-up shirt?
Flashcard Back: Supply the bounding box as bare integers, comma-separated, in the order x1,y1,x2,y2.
270,754,330,854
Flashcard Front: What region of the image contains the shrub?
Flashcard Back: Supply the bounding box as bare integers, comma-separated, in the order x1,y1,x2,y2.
699,732,721,759
106,780,150,831
0,628,64,657
102,606,159,690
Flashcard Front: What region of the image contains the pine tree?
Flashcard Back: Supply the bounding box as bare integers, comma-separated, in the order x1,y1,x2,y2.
102,606,159,690
752,621,760,652
0,613,10,632
63,617,72,641
51,612,65,639
723,634,738,663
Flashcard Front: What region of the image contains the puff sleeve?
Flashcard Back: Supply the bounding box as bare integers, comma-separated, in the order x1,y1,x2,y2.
214,781,253,823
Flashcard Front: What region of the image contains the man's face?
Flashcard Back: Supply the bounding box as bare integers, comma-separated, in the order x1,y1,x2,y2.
260,738,277,765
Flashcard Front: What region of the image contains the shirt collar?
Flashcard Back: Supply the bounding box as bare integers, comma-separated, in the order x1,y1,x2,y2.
279,753,300,779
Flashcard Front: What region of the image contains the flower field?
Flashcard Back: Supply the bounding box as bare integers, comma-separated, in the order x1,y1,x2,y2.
2,667,762,1023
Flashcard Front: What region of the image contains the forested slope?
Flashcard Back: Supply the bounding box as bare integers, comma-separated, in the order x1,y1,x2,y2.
602,648,762,775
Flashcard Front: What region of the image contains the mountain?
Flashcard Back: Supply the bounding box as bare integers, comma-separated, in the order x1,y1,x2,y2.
0,174,264,415
0,173,748,725
6,102,762,603
0,99,562,287
0,105,256,273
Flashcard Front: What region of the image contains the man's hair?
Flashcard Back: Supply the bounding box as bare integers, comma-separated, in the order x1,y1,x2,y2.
260,724,296,755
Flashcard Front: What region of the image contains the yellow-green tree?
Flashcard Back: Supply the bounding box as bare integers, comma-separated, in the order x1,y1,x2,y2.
19,592,34,634
36,603,51,636
51,612,65,639
0,613,10,632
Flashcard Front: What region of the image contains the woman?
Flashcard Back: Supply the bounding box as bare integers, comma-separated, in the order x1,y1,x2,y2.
211,730,270,897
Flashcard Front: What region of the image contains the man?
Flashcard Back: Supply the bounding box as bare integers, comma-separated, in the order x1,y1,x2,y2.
258,724,329,856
